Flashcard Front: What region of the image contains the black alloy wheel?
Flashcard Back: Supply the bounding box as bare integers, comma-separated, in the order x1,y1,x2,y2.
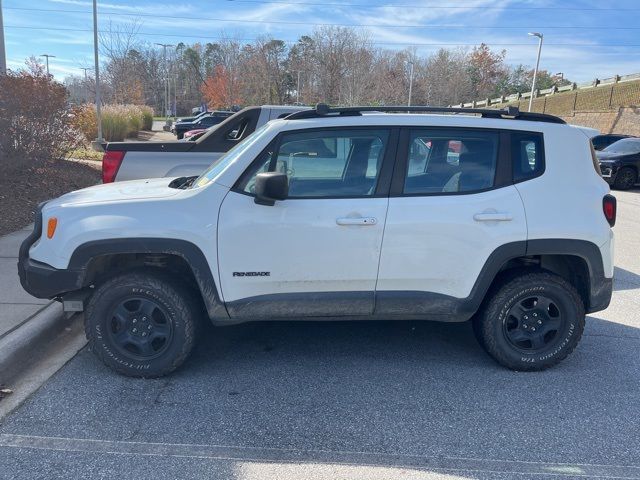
503,295,564,352
106,297,174,360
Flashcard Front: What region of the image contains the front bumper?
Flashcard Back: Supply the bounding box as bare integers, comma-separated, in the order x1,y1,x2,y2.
18,204,84,299
599,163,618,183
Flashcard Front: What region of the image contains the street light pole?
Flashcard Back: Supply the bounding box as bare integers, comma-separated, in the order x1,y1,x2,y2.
0,0,7,75
81,67,91,103
407,60,414,107
40,54,56,76
92,0,103,143
528,32,544,112
155,43,174,118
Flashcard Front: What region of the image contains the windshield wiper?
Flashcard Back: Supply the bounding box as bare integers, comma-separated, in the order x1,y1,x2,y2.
168,176,198,189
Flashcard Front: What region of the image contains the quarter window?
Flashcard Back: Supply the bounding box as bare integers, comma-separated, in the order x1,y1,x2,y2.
403,130,499,194
512,132,544,182
239,129,389,198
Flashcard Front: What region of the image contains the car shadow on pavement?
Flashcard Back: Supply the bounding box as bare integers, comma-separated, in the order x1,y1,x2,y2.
2,315,640,478
614,266,640,291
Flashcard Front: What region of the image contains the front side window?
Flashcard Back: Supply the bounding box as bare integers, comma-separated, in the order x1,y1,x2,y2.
403,129,499,194
239,129,389,198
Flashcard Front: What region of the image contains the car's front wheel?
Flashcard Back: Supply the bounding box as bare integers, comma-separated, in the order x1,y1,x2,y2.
474,271,585,371
85,271,199,377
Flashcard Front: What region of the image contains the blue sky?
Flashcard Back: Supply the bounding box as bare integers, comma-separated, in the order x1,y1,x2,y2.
2,0,640,82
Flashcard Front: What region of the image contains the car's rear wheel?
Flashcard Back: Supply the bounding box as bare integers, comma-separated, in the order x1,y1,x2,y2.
473,271,585,371
85,271,199,377
613,167,637,190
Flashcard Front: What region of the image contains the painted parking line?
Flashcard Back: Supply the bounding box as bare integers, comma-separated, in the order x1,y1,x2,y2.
1,433,639,479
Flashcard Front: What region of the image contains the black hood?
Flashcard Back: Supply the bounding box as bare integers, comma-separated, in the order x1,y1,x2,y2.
596,151,625,161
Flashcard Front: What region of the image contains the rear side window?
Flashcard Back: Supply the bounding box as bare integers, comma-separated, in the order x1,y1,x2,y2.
403,129,499,194
512,132,544,182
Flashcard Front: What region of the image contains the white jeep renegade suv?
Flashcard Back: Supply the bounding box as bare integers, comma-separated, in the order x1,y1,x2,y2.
19,104,616,377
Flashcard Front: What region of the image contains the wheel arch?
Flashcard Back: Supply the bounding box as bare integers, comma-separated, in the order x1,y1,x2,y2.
69,238,229,320
472,239,611,316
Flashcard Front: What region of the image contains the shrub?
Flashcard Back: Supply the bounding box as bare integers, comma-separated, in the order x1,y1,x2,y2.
0,59,82,169
140,106,154,130
101,106,130,142
72,104,98,142
71,103,152,142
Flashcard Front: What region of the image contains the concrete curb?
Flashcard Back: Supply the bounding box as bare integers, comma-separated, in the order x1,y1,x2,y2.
0,302,75,384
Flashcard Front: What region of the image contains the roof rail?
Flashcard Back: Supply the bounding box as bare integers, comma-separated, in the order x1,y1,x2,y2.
285,103,566,124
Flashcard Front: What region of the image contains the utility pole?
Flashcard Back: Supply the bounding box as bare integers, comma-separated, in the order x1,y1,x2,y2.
528,32,544,112
93,0,103,143
173,74,177,118
407,60,414,107
40,54,56,76
155,43,174,118
295,70,302,104
0,0,7,75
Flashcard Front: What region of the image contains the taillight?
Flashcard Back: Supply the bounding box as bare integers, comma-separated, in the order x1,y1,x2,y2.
102,150,125,183
603,194,616,227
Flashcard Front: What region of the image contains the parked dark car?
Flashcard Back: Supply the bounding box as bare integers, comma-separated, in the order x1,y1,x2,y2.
170,111,210,133
591,134,635,151
173,111,233,139
597,138,640,189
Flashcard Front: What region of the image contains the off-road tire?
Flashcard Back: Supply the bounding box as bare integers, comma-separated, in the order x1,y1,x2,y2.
613,167,637,190
473,271,585,371
85,270,199,377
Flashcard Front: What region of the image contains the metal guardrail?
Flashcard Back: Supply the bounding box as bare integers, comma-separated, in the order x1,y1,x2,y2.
451,72,640,109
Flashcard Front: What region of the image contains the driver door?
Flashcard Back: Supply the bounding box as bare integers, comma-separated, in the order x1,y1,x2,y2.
217,127,396,319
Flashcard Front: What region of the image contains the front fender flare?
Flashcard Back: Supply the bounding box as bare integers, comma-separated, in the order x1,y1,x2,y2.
69,238,228,319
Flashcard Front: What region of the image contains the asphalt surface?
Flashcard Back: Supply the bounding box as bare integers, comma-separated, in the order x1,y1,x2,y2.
1,189,639,479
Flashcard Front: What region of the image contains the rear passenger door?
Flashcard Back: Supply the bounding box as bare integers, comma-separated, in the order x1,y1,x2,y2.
376,128,529,318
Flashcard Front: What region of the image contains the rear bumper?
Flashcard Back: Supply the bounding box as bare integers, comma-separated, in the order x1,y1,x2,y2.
588,276,613,314
17,204,84,299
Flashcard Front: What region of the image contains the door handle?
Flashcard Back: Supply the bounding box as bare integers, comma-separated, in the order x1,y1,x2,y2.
473,212,513,222
336,217,377,226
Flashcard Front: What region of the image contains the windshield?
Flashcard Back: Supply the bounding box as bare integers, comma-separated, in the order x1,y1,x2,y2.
192,124,272,188
603,138,640,154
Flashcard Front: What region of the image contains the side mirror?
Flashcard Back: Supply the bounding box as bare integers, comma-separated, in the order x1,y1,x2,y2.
254,172,288,206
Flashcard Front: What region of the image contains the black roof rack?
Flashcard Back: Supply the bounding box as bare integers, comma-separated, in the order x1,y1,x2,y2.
285,103,566,124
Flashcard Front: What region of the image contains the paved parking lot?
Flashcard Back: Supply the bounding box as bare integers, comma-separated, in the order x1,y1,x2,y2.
1,190,639,479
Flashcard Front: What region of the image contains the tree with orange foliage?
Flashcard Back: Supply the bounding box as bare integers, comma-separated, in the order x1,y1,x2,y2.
201,65,243,109
467,43,510,99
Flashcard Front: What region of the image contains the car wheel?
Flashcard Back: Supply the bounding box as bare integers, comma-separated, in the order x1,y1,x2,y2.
473,271,585,371
85,271,199,377
176,132,184,140
613,167,637,190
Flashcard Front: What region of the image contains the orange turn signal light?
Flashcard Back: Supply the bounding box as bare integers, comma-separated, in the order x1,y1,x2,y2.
46,217,58,239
